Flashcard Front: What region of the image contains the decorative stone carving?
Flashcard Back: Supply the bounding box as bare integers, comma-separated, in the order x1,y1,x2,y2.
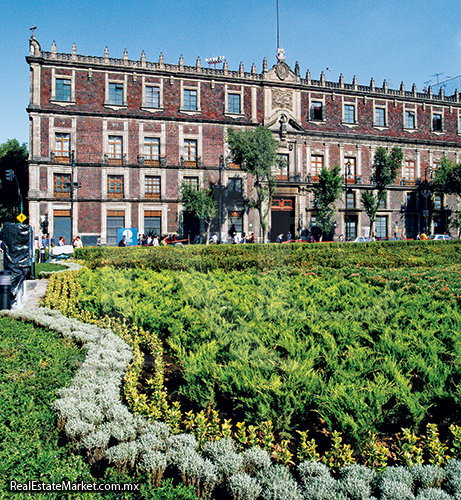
275,62,290,81
272,88,293,110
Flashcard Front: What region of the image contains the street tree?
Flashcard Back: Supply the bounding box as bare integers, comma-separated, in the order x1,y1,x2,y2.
227,126,282,243
361,146,403,238
0,139,28,223
311,164,343,240
433,155,461,236
180,181,217,245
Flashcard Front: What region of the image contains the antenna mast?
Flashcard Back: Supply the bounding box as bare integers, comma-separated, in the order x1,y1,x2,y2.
276,0,280,49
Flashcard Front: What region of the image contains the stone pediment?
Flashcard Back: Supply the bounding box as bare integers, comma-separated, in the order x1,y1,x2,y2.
266,112,304,134
266,48,299,83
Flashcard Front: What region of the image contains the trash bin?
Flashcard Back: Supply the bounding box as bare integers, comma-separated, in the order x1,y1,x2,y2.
0,270,12,310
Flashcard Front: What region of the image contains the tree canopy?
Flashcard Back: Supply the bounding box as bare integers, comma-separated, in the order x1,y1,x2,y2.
227,126,281,242
311,164,343,240
361,146,403,238
180,182,217,245
0,139,28,223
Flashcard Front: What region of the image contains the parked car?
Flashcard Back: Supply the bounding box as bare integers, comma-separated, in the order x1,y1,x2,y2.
349,236,372,243
427,234,452,240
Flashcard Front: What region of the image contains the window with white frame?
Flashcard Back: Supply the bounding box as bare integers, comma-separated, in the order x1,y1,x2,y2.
55,78,71,102
183,176,199,189
404,160,416,182
54,133,70,161
145,176,161,199
183,139,198,166
145,86,160,108
310,101,323,121
144,137,160,165
108,82,124,106
228,93,241,114
343,104,356,124
183,89,197,111
108,136,123,163
375,216,388,239
405,110,416,130
432,112,443,132
375,107,386,127
311,155,323,178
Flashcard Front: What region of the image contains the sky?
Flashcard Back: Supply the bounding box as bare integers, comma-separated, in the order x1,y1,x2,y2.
2,0,461,147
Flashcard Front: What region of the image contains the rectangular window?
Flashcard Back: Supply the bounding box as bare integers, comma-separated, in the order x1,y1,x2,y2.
346,191,355,209
54,173,70,197
344,157,356,180
184,89,197,111
346,215,358,239
433,113,443,132
276,154,289,179
184,139,197,166
405,214,417,239
434,194,442,210
108,82,124,106
405,110,416,129
145,176,161,199
310,101,323,120
375,216,388,239
108,136,123,163
183,176,199,189
344,104,355,124
375,107,386,127
144,137,160,165
145,86,160,108
144,211,162,236
228,178,242,195
404,160,416,182
107,175,124,198
379,196,387,209
55,78,71,101
107,212,125,246
228,93,241,114
55,133,70,161
310,155,323,179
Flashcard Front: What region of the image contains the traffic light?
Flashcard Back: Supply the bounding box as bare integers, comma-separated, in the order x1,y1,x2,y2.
5,169,14,182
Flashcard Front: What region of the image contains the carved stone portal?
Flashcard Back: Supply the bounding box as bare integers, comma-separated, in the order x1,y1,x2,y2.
272,88,293,111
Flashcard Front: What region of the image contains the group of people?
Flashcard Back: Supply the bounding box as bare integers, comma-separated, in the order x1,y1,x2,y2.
39,234,72,248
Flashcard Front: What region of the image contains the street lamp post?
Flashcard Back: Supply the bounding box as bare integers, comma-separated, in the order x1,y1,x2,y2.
69,151,81,244
344,159,352,241
421,166,433,234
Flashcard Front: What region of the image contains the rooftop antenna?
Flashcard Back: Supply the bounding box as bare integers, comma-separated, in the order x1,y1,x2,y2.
206,56,225,69
276,0,280,49
430,72,444,84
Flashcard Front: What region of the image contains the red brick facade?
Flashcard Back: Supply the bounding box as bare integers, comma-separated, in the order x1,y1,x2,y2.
27,37,461,244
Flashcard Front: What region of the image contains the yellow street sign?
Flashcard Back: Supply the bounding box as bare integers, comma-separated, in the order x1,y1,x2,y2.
17,213,27,223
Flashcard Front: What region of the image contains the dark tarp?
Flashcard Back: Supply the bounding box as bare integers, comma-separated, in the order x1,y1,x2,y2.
0,222,32,296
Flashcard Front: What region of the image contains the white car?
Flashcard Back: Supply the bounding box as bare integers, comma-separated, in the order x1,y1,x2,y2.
427,234,452,240
349,236,372,243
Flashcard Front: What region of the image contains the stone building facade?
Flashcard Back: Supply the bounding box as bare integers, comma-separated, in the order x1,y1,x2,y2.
26,36,461,244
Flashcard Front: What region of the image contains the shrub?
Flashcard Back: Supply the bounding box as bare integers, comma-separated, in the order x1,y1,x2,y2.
227,473,262,500
410,464,445,490
415,489,453,500
445,459,461,494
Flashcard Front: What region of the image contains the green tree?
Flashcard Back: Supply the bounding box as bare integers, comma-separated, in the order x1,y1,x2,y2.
361,146,403,238
0,139,28,223
433,155,461,237
180,181,217,245
311,164,343,240
227,126,282,243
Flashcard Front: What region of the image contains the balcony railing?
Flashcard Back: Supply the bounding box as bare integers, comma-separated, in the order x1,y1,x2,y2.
138,155,167,167
50,151,71,164
180,156,201,168
104,154,126,165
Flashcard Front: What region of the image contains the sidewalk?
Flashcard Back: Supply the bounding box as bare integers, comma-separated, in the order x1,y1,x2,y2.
21,278,50,311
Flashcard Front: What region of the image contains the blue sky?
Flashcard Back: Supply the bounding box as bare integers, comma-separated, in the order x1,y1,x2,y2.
2,0,461,147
